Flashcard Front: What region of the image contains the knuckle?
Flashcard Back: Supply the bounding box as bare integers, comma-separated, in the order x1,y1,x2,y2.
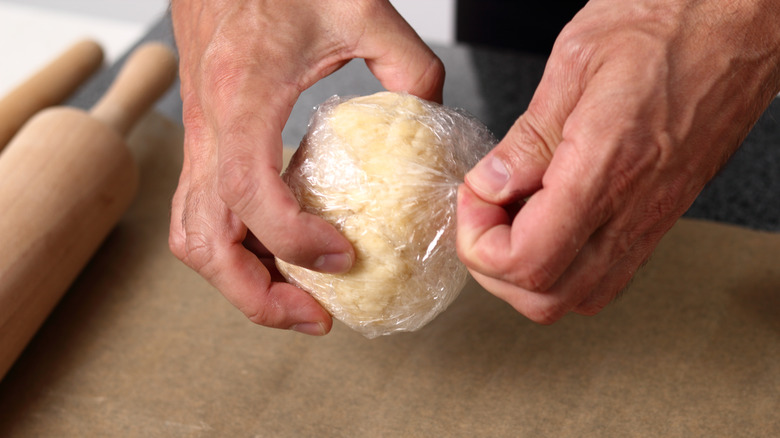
217,155,258,213
414,55,446,98
643,187,682,227
504,261,558,293
243,288,286,328
180,99,207,135
427,56,446,81
245,303,286,329
168,228,187,261
456,237,491,272
551,23,597,73
457,247,485,277
601,226,635,264
525,264,558,292
201,43,249,98
651,193,678,222
575,296,610,316
525,300,568,325
576,280,628,316
171,206,222,278
182,231,219,276
554,24,589,59
502,116,556,165
606,163,636,199
463,243,558,293
245,303,273,326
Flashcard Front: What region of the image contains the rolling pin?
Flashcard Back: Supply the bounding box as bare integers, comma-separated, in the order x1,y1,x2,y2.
0,43,178,380
0,39,104,151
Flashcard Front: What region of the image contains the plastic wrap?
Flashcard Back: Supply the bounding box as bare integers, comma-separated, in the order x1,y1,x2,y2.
276,92,496,338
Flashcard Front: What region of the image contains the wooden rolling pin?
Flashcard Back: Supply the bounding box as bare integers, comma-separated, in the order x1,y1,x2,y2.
0,43,178,380
0,39,104,151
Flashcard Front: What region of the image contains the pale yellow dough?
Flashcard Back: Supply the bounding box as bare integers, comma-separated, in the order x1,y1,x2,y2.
277,92,476,337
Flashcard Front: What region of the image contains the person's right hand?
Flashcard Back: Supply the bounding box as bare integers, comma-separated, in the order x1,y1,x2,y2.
168,0,444,335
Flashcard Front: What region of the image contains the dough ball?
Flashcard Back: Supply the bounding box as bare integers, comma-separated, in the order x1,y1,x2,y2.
276,92,495,338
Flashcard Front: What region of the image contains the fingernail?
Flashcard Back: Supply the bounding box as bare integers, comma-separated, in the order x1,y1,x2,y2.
291,322,327,336
313,253,352,273
467,155,509,195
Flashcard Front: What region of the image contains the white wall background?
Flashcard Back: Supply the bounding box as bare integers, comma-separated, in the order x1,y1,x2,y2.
0,0,456,97
390,0,456,45
0,0,167,96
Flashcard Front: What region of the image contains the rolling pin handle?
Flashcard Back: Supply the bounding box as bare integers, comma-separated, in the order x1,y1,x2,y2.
0,39,104,151
89,43,178,137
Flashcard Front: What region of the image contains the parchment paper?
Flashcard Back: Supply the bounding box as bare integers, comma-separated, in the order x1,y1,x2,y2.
0,114,777,437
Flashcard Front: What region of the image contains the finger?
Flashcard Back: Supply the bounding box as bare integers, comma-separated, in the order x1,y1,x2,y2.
241,230,267,259
456,184,513,277
355,2,445,102
205,71,355,273
464,125,550,204
172,126,334,334
467,269,567,325
464,217,665,324
168,157,191,261
572,253,640,316
179,201,333,335
210,240,333,335
457,185,554,320
461,42,670,295
459,141,607,293
217,130,356,273
241,231,288,282
572,224,670,315
531,195,676,319
458,179,595,324
499,51,678,292
459,46,590,289
169,124,199,261
466,230,650,325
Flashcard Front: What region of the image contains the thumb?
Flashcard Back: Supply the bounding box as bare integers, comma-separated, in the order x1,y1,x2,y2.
464,116,553,204
356,2,445,103
464,51,583,204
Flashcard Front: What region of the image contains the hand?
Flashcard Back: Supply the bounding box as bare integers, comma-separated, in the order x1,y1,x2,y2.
168,0,444,334
457,0,780,323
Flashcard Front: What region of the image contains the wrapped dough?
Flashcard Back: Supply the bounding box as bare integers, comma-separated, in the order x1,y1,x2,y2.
277,92,495,338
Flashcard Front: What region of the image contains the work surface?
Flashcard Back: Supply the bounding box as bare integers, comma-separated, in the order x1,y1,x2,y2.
0,113,778,437
2,13,779,437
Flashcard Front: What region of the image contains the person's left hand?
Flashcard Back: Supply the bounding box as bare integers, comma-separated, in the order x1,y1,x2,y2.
457,0,780,323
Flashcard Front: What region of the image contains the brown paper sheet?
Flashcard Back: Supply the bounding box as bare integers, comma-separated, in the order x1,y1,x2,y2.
0,114,778,437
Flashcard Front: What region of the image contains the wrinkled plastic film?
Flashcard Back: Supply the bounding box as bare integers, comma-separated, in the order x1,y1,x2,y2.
276,92,496,338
